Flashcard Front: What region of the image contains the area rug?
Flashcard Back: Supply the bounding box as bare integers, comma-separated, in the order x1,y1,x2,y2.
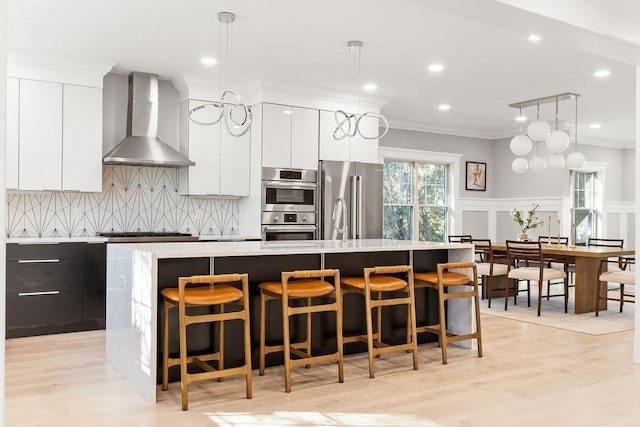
479,289,634,336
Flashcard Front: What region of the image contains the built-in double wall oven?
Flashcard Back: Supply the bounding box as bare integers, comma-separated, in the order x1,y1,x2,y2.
261,167,317,241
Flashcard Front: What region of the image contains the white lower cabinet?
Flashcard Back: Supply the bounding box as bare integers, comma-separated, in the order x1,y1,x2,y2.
179,99,250,196
6,77,103,192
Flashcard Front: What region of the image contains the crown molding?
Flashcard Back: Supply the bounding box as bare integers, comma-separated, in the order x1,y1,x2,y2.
249,78,387,112
577,135,635,149
387,119,498,140
8,48,115,87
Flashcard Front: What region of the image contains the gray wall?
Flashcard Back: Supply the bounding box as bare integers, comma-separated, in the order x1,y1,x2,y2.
381,128,495,198
623,148,636,201
382,128,632,201
492,137,629,201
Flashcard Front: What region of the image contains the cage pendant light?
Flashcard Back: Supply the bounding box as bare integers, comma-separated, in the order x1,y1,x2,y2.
333,40,389,140
187,11,252,137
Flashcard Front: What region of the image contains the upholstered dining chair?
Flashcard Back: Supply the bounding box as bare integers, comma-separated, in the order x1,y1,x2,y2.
588,238,633,314
469,238,509,309
506,240,568,316
596,258,635,315
538,235,571,299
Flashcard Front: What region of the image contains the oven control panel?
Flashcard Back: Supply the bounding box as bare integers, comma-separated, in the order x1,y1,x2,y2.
262,211,316,225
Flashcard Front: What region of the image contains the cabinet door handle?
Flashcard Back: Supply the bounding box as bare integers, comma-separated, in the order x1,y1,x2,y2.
18,290,60,297
18,259,60,264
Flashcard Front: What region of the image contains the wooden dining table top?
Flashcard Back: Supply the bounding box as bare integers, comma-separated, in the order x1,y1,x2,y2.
490,243,635,258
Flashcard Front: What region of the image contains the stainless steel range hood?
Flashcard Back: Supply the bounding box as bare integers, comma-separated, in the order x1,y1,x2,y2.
103,72,195,167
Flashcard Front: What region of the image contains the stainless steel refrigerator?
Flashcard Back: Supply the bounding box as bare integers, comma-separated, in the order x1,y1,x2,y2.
318,160,383,240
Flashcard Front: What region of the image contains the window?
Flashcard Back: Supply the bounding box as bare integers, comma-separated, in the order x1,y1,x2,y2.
383,160,449,241
571,171,597,244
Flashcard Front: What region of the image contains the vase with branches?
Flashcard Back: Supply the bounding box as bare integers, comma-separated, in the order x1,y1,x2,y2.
510,204,543,241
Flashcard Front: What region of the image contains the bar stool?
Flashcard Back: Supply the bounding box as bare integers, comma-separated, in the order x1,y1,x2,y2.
259,269,344,393
161,273,252,411
413,262,482,365
341,265,418,378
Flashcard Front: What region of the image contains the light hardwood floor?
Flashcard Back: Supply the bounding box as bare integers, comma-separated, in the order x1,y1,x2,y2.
6,314,640,427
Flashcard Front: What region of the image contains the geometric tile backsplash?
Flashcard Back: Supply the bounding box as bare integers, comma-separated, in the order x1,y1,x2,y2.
6,165,239,238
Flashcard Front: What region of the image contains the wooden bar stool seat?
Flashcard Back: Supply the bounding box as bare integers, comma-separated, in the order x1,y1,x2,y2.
413,262,482,365
161,274,252,411
259,269,344,393
259,279,334,298
341,265,418,378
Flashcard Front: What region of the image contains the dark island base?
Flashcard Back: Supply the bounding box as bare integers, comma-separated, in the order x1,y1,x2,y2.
156,249,449,384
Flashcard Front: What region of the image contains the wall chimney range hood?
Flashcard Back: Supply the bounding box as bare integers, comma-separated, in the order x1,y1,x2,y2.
103,72,195,167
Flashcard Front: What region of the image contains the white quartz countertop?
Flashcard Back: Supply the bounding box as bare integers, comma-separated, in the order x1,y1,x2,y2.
109,239,472,258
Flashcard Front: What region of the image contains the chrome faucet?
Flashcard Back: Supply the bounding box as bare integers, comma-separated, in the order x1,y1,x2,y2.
332,197,348,243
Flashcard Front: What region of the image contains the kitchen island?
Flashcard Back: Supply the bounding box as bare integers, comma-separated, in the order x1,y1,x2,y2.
105,239,474,401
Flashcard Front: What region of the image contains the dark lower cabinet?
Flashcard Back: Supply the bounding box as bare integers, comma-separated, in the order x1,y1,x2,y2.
6,242,106,338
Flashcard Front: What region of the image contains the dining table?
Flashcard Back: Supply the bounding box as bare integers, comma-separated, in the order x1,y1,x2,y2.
489,243,635,314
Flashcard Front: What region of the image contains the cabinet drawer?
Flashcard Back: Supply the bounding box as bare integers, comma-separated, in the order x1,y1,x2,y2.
6,259,83,295
7,242,83,261
6,290,83,328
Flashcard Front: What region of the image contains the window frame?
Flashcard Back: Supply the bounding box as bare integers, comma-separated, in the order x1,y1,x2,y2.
380,147,462,242
569,163,605,243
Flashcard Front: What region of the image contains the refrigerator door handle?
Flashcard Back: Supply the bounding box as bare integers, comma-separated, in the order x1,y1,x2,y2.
357,175,363,239
350,176,358,240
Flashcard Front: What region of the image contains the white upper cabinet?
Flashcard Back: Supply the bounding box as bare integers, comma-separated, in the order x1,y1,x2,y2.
319,109,380,163
262,103,319,170
62,84,103,192
178,99,250,196
220,126,250,196
6,77,19,189
262,103,292,169
290,106,319,170
7,54,111,192
349,113,380,164
19,79,63,191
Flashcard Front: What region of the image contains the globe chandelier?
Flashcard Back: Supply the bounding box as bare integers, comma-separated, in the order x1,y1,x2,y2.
508,93,585,173
188,12,252,137
333,40,389,140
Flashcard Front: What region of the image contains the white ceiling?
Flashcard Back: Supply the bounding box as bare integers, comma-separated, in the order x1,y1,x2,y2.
7,0,639,145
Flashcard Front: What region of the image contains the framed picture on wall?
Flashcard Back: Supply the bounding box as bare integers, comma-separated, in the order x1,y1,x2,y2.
466,161,486,191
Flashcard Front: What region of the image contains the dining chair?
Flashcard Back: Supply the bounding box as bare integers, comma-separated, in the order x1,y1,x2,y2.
448,234,472,243
506,240,568,316
469,238,509,309
587,238,632,312
596,258,635,315
538,235,571,299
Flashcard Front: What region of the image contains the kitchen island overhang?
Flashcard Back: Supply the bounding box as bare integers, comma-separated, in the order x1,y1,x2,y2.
105,239,475,401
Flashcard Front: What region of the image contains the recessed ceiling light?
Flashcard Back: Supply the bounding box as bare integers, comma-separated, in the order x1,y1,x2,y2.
438,104,451,111
282,109,292,115
528,34,542,42
590,123,601,129
363,83,377,91
428,63,444,73
593,69,611,78
200,56,217,66
515,115,527,122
